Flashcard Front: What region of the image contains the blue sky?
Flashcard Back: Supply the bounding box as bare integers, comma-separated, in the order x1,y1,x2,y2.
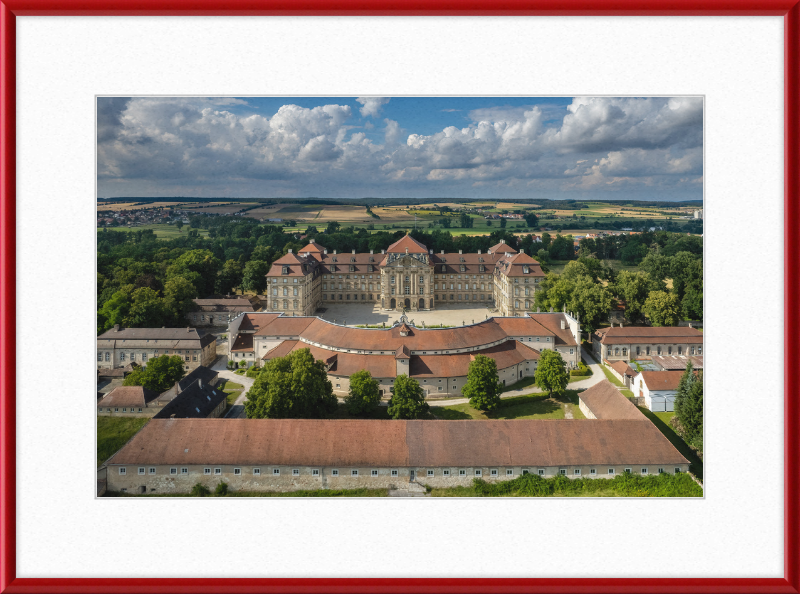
97,96,703,201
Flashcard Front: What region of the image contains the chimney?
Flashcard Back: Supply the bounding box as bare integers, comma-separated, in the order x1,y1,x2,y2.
170,414,176,419
620,323,623,328
288,249,292,253
174,380,181,395
198,378,202,389
323,249,328,254
611,321,614,328
429,249,433,254
381,250,385,254
310,238,315,243
688,322,693,328
560,319,566,330
352,249,356,254
113,324,119,331
440,250,444,254
334,250,337,254
370,250,374,254
478,250,481,254
459,250,462,254
520,249,524,254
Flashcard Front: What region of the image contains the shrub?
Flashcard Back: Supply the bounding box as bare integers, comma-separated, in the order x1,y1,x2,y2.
238,359,247,369
246,365,261,378
214,482,229,496
570,362,591,377
190,483,211,497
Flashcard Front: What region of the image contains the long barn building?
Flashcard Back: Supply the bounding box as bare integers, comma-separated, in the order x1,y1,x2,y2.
105,418,691,495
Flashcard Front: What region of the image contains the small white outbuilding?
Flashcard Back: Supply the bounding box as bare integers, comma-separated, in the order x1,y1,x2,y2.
633,371,684,412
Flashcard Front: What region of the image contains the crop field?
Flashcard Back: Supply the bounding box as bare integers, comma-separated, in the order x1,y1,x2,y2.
98,201,202,212
180,203,254,214
97,224,210,239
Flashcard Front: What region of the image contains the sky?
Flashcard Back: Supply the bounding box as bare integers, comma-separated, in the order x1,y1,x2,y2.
97,96,703,201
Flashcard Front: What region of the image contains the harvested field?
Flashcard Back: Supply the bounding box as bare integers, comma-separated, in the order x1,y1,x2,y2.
180,203,254,214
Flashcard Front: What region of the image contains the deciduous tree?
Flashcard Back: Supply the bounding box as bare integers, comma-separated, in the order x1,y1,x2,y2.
462,354,502,412
123,354,185,392
534,350,569,397
643,290,680,326
345,370,382,415
387,374,429,419
244,349,337,419
241,260,270,294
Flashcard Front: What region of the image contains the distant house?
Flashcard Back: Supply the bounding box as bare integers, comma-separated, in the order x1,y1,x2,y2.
591,325,703,362
633,370,684,412
153,376,226,420
97,386,165,417
97,326,217,372
605,360,637,388
188,297,257,327
651,355,703,371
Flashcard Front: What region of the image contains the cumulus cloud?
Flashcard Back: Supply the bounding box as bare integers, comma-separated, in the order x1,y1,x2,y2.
356,97,390,118
97,96,703,199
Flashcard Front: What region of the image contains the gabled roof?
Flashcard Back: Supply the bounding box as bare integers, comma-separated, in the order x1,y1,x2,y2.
598,326,703,345
386,234,428,254
107,418,690,467
97,386,161,409
638,371,685,392
578,380,643,420
153,379,227,419
298,241,326,254
395,345,411,359
488,242,517,255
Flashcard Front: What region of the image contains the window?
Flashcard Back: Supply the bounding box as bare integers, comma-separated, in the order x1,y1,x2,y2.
443,469,450,477
138,467,145,475
658,468,665,474
170,468,177,475
273,468,280,476
97,353,102,362
391,469,398,477
351,469,359,476
312,469,320,476
214,468,221,475
234,468,241,476
371,470,378,477
522,469,529,475
138,408,142,413
474,469,482,477
506,469,513,476
119,352,125,361
119,467,126,475
459,469,466,477
538,469,545,476
427,470,434,477
590,468,596,475
608,468,615,475
122,408,127,413
559,469,567,476
204,468,211,475
105,352,110,361
490,469,498,477
641,468,648,475
674,468,681,474
292,469,300,476
181,467,188,475
624,468,631,474
331,469,339,476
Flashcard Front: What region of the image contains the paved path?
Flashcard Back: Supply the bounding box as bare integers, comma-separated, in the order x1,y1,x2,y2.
211,357,255,419
428,348,605,407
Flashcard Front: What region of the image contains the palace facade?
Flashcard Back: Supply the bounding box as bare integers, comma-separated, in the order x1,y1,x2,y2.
265,235,545,317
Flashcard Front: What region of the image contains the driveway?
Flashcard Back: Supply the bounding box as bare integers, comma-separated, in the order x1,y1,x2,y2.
211,357,255,419
428,347,604,407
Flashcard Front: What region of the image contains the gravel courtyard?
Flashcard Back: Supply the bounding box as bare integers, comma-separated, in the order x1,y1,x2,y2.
314,302,498,327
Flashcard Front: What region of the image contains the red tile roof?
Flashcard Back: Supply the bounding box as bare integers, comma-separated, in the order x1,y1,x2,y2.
639,371,684,392
231,333,254,352
237,313,281,332
108,418,690,467
488,242,517,255
386,234,428,254
599,326,703,345
607,360,636,377
97,386,161,409
298,241,326,253
578,380,643,420
253,316,317,337
409,340,540,378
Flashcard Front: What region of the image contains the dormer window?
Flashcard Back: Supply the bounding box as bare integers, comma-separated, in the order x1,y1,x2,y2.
332,257,337,262
350,257,355,263
369,257,374,262
349,265,355,272
441,265,446,272
523,266,529,274
460,265,465,272
282,266,289,275
460,257,465,262
479,265,485,272
368,265,374,272
479,257,484,263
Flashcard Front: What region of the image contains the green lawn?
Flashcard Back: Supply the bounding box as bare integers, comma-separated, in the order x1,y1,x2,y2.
636,406,703,481
501,376,538,393
219,380,244,405
432,390,586,420
599,363,625,387
98,416,150,467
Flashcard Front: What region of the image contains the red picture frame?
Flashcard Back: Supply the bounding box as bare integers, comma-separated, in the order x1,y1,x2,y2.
1,3,798,593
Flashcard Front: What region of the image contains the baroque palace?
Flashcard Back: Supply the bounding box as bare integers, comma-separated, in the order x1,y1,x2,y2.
265,235,545,316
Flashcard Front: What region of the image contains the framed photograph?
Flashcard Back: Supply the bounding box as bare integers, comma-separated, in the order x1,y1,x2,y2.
1,3,798,593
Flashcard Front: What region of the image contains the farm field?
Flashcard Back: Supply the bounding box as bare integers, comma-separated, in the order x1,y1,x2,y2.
97,224,210,239
97,201,208,212
180,203,253,214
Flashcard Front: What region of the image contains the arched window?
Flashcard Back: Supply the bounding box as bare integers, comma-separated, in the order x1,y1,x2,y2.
657,346,662,355
622,348,627,356
614,348,619,356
